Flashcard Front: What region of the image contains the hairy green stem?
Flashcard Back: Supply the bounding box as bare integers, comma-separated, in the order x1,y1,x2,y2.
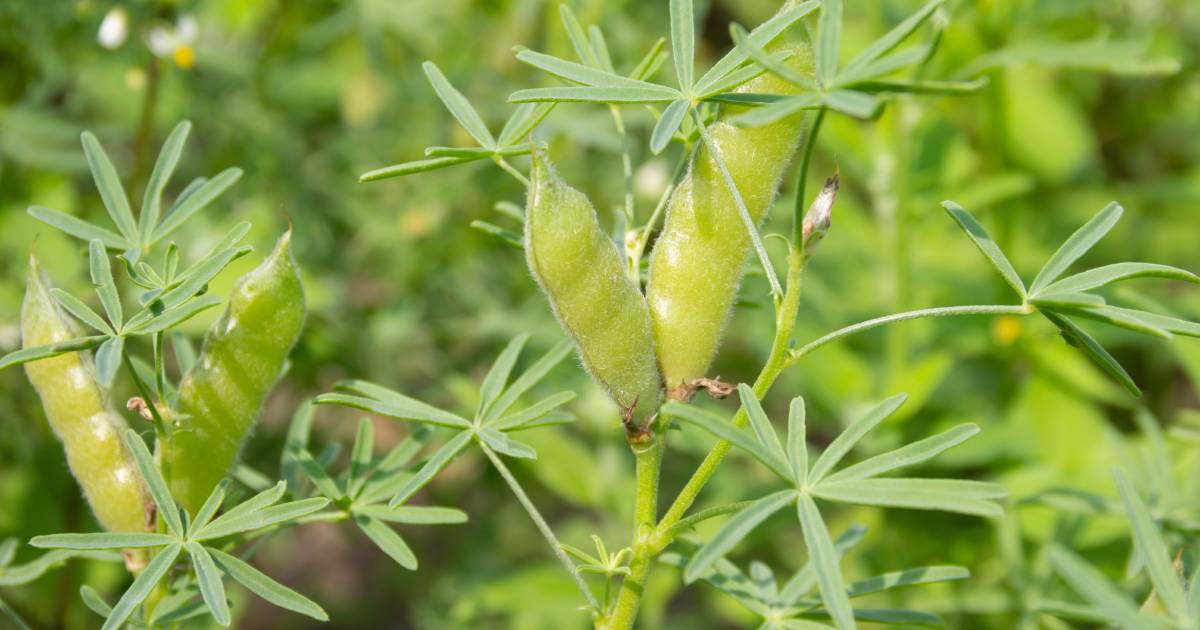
495,156,530,186
602,434,664,627
661,500,756,540
479,441,600,611
786,304,1028,366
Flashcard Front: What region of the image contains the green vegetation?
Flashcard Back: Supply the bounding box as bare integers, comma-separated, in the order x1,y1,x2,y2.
0,1,1198,628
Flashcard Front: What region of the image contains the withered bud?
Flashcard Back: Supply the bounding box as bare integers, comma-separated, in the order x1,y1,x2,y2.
126,397,154,422
802,172,839,256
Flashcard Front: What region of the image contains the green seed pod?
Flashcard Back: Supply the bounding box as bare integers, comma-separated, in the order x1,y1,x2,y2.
167,231,305,513
525,151,662,426
646,44,812,397
21,256,149,532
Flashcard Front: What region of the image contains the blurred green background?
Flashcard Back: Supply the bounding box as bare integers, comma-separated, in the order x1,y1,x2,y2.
1,0,1199,628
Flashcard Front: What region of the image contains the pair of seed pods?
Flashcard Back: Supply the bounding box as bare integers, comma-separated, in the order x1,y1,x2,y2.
526,45,811,428
20,233,304,531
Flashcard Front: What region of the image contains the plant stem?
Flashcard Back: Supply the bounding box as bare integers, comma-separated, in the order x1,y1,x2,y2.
656,250,805,535
786,304,1028,366
479,442,600,611
494,156,530,186
792,107,826,245
122,350,167,440
605,253,805,630
609,105,636,224
692,108,783,298
660,500,755,540
602,432,664,628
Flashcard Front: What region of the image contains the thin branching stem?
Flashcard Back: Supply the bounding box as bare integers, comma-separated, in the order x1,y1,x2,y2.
495,156,530,186
479,441,600,611
661,500,756,540
691,108,783,297
122,350,167,441
786,304,1028,366
609,106,636,224
792,107,826,245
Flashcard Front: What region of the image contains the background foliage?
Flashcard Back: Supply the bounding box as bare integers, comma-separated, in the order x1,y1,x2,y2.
1,0,1198,628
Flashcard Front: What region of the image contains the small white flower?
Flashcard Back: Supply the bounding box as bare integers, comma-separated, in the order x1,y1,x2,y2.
97,7,129,50
146,14,198,69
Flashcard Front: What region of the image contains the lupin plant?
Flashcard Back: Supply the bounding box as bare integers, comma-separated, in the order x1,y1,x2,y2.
2,1,1198,629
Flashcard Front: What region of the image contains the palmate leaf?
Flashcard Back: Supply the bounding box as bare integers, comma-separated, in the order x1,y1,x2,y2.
191,496,330,541
353,505,467,525
812,478,1005,519
808,394,907,484
186,542,230,626
651,99,690,154
80,131,138,244
486,340,573,422
27,205,130,249
150,167,243,245
477,428,537,460
820,90,879,119
942,201,1026,298
1030,202,1123,294
1,549,119,588
739,384,786,466
694,0,819,96
348,418,375,498
389,430,474,508
423,61,495,149
683,490,795,583
0,335,107,371
208,548,328,621
1028,292,1107,310
832,45,931,88
102,543,182,630
477,334,529,420
788,397,808,488
797,496,855,630
841,0,942,76
31,122,240,253
316,385,471,429
122,430,183,535
1042,262,1199,294
489,391,575,431
1043,311,1141,397
138,121,191,241
815,0,842,85
354,514,418,570
820,424,980,485
665,402,792,480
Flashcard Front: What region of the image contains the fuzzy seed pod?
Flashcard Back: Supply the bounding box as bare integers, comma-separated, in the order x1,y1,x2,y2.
525,151,662,426
646,44,813,397
167,230,305,514
21,256,149,532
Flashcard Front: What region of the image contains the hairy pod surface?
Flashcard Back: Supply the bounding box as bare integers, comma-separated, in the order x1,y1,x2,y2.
168,231,305,513
525,152,662,425
21,256,149,532
647,45,812,395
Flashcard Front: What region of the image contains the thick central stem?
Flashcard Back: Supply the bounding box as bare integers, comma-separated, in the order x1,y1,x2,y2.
601,432,664,627
602,252,806,630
